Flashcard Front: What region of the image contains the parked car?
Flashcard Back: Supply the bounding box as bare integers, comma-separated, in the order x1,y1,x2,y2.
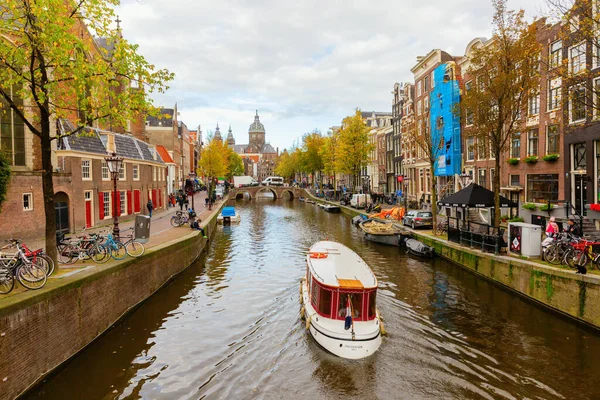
403,211,433,229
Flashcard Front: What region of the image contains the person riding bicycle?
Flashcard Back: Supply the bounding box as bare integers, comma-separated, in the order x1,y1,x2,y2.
566,219,582,237
189,217,207,238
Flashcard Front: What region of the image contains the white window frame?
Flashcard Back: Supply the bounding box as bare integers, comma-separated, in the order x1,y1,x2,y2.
549,40,562,69
528,93,540,116
153,166,157,181
528,129,539,156
594,77,600,120
569,42,586,74
119,163,126,181
120,190,127,215
466,137,475,161
417,80,422,96
22,193,33,211
101,161,110,181
133,164,140,181
417,99,422,116
431,71,435,88
103,191,111,219
569,84,587,124
477,138,486,160
546,125,560,154
547,78,561,111
81,159,92,181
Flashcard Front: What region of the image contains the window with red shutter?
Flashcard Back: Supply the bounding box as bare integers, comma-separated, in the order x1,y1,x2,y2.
134,190,140,213
127,190,132,214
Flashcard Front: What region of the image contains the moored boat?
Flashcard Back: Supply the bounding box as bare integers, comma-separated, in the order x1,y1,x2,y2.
352,214,368,226
404,238,434,258
217,206,241,225
300,241,383,359
322,204,341,213
358,219,402,246
298,197,306,202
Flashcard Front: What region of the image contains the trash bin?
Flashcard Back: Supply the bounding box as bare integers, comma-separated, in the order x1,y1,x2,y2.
134,215,151,243
508,222,541,257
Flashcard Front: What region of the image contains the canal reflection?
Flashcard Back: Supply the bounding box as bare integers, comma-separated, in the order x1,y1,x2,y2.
25,200,600,399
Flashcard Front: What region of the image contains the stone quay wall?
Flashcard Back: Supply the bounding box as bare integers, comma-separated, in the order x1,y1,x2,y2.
0,207,220,400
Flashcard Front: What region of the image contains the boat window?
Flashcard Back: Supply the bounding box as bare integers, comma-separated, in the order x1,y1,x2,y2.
368,291,377,320
318,286,332,317
311,279,318,308
337,293,362,320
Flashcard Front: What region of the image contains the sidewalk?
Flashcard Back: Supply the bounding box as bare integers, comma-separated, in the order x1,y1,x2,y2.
0,192,226,300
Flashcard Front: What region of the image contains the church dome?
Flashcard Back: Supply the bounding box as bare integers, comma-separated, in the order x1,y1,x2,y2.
214,123,222,141
249,110,265,133
226,125,235,145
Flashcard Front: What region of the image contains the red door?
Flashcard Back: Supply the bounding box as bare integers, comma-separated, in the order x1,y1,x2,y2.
85,200,92,228
134,190,141,213
152,189,157,208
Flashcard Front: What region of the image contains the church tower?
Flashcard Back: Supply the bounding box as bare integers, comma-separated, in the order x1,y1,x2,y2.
247,110,265,152
213,123,222,142
226,124,235,146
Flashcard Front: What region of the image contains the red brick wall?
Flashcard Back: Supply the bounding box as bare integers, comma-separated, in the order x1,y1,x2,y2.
0,221,215,400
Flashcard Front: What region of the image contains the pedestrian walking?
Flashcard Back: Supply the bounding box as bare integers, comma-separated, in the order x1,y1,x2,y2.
147,199,154,218
177,194,185,211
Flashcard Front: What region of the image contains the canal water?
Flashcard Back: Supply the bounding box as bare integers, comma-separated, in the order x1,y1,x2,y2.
26,200,600,399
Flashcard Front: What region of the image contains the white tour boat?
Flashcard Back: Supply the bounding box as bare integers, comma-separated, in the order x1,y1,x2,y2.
300,241,384,359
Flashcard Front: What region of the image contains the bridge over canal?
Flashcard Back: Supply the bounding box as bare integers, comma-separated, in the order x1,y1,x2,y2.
229,186,306,200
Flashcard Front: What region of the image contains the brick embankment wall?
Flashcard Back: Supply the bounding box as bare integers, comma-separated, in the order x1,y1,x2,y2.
0,206,221,400
414,233,600,330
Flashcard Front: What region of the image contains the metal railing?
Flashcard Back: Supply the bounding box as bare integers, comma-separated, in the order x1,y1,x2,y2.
447,216,507,254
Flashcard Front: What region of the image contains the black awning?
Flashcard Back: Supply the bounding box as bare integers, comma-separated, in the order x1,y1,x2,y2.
437,183,518,208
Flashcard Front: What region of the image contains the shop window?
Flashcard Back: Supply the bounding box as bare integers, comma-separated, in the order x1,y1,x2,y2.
527,174,559,202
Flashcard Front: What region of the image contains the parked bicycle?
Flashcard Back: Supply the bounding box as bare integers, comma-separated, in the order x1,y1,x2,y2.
171,209,196,227
119,227,145,258
0,239,47,291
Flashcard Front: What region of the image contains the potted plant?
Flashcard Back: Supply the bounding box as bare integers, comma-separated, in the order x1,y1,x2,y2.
521,203,537,210
501,214,509,222
508,216,524,222
507,158,519,165
543,154,559,162
540,203,553,212
524,155,538,164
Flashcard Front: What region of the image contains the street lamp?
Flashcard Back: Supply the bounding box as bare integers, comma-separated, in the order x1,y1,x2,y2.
105,152,124,240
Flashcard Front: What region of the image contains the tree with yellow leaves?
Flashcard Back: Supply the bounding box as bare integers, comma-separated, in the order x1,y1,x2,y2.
0,0,173,261
335,110,374,190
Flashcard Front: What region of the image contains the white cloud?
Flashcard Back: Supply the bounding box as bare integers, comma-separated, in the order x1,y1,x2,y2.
116,0,548,150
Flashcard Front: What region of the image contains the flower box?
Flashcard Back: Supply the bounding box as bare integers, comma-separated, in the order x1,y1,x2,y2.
543,154,559,162
507,158,519,165
524,156,538,164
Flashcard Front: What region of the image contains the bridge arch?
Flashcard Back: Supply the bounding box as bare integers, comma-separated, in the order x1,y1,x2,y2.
235,191,252,200
279,189,295,200
255,186,278,199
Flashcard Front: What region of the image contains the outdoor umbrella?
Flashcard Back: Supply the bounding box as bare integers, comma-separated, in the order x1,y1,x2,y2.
437,183,517,208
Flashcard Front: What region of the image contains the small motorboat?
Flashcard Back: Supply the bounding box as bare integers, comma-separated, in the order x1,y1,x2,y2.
306,199,316,204
322,204,341,213
300,241,383,359
217,206,241,225
318,203,326,209
404,238,434,258
299,197,306,202
358,219,403,246
352,214,368,226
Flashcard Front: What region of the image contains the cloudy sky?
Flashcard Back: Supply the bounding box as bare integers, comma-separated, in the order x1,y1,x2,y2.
116,0,549,151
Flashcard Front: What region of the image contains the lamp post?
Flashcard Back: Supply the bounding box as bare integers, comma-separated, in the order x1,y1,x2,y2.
105,152,124,240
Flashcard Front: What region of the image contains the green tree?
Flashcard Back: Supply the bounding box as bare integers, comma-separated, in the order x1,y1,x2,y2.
0,151,11,212
227,149,244,179
320,130,339,190
0,0,173,261
459,0,540,227
300,130,325,187
198,138,229,209
335,109,374,189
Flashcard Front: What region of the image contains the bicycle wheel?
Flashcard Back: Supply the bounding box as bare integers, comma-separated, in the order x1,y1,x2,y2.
110,242,128,260
34,255,51,276
170,216,181,227
0,266,14,294
39,254,55,276
543,245,563,265
565,248,589,269
57,243,75,264
125,241,145,257
89,244,108,263
17,263,47,290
